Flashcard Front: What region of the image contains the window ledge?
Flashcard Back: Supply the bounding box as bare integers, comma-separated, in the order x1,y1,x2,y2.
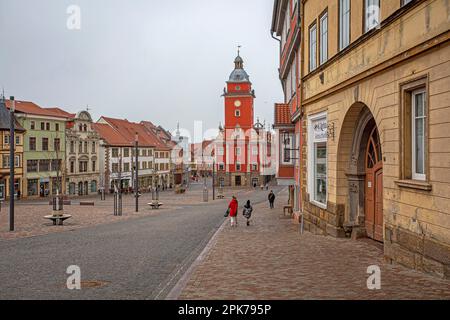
395,179,432,191
310,200,327,210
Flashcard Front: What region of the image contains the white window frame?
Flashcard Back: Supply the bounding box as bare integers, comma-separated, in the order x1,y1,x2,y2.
309,23,317,72
235,110,241,117
319,12,328,65
219,163,225,171
339,0,350,50
252,146,258,155
236,147,241,156
307,112,328,209
365,0,380,32
411,89,426,181
236,162,241,171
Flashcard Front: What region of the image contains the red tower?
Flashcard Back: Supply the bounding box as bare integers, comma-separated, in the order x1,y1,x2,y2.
223,53,255,131
216,51,263,187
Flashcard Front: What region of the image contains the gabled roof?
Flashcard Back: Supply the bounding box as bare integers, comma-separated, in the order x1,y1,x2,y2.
46,107,76,119
140,121,172,151
98,117,158,148
273,103,293,127
92,123,129,146
4,100,74,119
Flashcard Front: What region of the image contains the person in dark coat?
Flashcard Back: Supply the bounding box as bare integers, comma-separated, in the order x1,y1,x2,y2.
268,190,276,209
243,200,253,226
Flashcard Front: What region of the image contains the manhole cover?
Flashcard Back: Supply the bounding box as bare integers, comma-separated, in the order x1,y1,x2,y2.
80,280,108,288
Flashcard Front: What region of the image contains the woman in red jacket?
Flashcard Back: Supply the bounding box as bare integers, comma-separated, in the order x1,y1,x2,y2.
228,196,238,227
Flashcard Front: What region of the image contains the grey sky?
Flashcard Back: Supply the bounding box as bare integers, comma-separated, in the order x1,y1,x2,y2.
0,0,282,142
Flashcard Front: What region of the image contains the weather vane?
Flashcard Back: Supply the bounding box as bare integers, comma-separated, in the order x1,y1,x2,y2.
237,45,241,56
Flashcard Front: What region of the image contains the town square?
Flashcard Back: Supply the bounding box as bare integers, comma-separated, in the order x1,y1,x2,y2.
0,0,449,306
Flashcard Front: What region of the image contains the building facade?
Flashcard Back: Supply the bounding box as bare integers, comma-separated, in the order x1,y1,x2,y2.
273,103,296,207
65,111,101,196
6,100,70,198
0,98,25,200
272,0,450,278
95,118,155,192
271,0,302,213
141,121,173,189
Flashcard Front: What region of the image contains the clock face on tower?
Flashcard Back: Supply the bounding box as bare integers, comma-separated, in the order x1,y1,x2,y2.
234,100,242,107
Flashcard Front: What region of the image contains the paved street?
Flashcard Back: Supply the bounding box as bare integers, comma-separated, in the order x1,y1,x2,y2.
179,189,450,300
0,184,278,299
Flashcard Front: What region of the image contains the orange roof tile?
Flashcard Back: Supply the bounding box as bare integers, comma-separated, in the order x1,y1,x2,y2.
274,103,292,126
92,123,131,146
5,100,74,119
98,117,158,148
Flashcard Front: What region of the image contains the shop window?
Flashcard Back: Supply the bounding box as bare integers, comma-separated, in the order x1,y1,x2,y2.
308,112,328,207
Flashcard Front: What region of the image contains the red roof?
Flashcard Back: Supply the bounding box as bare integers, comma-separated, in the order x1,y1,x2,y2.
140,121,172,151
5,100,74,119
97,117,156,148
46,107,76,119
274,103,292,126
92,123,131,146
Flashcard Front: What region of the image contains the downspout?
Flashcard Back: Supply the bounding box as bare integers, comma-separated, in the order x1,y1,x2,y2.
271,31,282,83
298,0,305,225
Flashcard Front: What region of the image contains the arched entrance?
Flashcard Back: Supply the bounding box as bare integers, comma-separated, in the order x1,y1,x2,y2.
364,126,383,241
338,104,384,242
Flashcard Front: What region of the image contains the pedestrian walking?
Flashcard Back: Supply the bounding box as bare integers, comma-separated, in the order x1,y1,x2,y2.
243,200,253,226
268,190,276,209
228,196,238,227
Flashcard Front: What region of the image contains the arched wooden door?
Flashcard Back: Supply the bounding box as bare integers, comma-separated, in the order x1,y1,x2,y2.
365,126,383,242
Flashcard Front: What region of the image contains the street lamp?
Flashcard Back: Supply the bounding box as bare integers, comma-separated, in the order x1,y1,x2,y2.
9,96,15,231
134,132,139,212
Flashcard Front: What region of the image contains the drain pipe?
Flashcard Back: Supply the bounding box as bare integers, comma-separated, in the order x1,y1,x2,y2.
299,0,305,236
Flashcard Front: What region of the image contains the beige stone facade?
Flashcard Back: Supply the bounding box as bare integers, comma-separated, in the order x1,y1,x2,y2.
302,0,450,278
272,0,450,278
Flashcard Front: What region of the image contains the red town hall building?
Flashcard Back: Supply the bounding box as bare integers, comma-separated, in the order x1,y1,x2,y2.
215,52,275,187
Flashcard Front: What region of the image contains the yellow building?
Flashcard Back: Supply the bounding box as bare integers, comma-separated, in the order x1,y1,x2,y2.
297,0,450,278
0,99,25,200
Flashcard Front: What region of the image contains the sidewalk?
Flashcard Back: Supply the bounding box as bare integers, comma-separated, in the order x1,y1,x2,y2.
178,189,450,300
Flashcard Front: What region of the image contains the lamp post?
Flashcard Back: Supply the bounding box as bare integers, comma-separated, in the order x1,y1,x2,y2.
135,132,139,212
212,159,215,200
9,96,15,231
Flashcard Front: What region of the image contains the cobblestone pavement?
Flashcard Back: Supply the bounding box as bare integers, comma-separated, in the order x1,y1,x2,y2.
0,181,250,240
179,189,450,300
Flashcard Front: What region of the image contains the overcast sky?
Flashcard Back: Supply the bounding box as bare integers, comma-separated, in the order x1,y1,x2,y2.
0,0,282,142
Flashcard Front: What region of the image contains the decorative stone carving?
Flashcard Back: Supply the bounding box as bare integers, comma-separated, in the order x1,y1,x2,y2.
349,182,358,193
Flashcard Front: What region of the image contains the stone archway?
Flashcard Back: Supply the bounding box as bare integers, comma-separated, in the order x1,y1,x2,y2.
337,103,382,240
